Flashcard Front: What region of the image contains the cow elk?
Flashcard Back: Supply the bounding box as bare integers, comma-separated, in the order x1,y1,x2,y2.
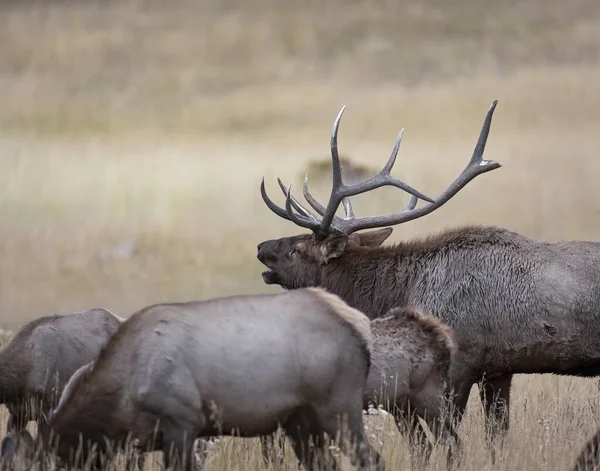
0,308,122,441
1,288,383,471
261,306,459,466
257,100,600,447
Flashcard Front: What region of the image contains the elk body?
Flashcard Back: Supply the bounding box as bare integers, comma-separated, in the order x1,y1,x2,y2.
257,101,600,444
261,306,459,465
2,288,383,471
0,308,122,436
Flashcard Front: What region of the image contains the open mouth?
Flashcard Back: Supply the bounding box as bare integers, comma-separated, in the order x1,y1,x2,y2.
257,248,277,284
261,268,277,284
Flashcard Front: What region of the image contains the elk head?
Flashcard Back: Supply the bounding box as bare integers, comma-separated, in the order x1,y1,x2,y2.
257,101,502,290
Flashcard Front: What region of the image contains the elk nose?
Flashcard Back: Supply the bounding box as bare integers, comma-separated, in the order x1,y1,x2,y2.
257,241,276,261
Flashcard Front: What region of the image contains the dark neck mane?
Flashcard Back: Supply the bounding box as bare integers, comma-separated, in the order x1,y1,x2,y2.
320,225,526,319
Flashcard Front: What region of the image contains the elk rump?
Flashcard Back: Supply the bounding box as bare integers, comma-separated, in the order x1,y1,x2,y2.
0,308,122,436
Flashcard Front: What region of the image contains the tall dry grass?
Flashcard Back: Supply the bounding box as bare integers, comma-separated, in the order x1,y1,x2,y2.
1,0,600,469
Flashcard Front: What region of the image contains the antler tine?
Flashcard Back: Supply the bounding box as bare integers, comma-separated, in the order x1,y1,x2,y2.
341,130,435,204
276,178,319,221
469,100,497,166
260,178,293,222
283,185,326,234
261,178,318,224
404,195,418,211
316,105,350,235
330,105,346,189
342,197,356,218
382,128,404,174
434,99,501,199
302,174,349,225
335,100,502,234
302,174,326,216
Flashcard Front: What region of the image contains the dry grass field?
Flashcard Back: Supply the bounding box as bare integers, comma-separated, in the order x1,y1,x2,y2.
1,0,600,469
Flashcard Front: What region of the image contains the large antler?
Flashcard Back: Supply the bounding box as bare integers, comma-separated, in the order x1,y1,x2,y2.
261,100,501,240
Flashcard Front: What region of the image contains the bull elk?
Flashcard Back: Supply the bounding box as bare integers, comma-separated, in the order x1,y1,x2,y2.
1,288,383,471
257,100,600,446
0,308,122,439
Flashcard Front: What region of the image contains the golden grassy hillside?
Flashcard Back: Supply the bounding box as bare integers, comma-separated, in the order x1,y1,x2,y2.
1,0,600,469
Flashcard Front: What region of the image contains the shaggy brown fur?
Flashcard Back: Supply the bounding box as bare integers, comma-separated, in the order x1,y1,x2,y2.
379,306,455,355
370,306,455,389
367,306,457,442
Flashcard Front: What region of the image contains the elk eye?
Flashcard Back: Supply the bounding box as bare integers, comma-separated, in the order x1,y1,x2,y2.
288,248,299,258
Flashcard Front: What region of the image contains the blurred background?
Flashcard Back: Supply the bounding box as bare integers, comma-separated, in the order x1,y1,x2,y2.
3,0,599,326
1,2,600,468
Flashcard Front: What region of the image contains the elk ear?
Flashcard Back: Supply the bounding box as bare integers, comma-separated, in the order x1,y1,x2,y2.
348,228,393,248
319,235,348,262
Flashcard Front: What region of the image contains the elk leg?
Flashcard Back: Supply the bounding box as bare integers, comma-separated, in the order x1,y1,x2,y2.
392,406,432,466
447,357,477,431
478,374,511,464
410,413,432,467
314,397,383,471
415,404,461,468
413,378,463,466
161,425,198,471
283,411,337,471
478,374,511,442
309,431,337,471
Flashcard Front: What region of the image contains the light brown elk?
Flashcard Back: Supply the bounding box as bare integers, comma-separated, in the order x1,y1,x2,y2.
261,306,459,465
257,100,600,446
0,308,122,437
1,288,383,471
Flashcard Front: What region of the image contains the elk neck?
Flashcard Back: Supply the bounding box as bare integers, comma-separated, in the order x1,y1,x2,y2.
320,247,414,320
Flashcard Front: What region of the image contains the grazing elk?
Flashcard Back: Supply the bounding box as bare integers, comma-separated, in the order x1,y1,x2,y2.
257,100,600,446
261,306,459,466
2,288,383,471
0,308,122,437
